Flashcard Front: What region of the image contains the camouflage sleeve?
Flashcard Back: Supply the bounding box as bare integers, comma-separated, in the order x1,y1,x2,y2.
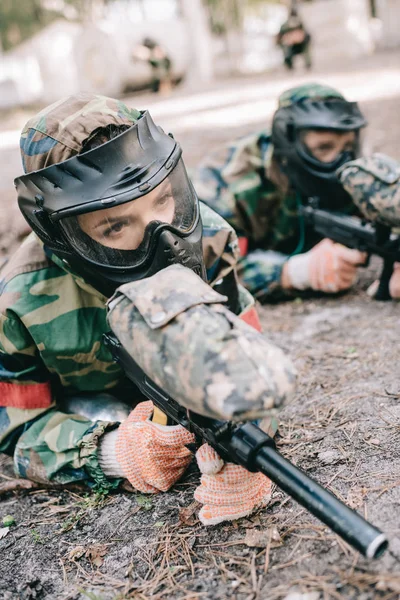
238,249,290,303
107,265,296,422
0,311,117,490
192,133,268,240
0,408,119,489
338,154,400,228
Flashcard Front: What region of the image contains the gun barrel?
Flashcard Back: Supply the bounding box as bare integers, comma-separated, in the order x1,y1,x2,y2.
230,423,387,559
257,447,387,558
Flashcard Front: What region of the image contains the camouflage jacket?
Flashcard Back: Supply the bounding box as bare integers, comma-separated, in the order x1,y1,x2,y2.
0,202,250,489
192,129,320,302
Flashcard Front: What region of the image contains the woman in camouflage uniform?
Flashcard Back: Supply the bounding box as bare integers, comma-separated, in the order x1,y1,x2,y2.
0,94,295,526
192,82,400,302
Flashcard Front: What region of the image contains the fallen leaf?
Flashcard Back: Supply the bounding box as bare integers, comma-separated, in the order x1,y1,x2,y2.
179,501,200,526
85,544,108,568
0,527,10,539
68,545,85,561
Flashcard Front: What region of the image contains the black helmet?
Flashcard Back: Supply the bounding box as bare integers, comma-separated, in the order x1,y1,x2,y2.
272,83,367,209
15,110,205,297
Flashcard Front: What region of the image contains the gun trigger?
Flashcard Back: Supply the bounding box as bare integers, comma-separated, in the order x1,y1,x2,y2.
151,407,169,425
185,442,199,454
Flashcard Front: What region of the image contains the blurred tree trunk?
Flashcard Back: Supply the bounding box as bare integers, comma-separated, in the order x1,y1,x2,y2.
205,0,245,74
375,0,400,47
180,0,214,85
224,0,245,72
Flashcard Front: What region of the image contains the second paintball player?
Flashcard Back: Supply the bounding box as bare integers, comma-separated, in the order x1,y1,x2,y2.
0,94,295,526
192,82,400,302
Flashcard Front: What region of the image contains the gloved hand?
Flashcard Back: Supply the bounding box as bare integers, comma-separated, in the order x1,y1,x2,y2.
194,443,272,526
283,238,366,293
389,262,400,299
112,401,195,493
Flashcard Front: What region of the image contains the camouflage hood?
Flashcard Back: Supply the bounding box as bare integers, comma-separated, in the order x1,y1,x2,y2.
277,82,345,108
20,93,141,174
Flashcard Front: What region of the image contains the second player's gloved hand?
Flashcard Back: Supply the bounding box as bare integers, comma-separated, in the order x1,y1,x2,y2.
283,238,366,293
194,443,272,526
389,262,400,299
99,401,195,493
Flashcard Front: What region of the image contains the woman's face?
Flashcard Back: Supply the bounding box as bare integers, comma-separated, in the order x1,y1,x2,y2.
302,129,357,163
78,179,175,250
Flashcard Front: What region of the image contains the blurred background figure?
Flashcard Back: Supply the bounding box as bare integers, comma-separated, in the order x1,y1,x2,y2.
276,3,312,70
132,36,173,94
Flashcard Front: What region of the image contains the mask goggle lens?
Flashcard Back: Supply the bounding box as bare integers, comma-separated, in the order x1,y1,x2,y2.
59,160,197,268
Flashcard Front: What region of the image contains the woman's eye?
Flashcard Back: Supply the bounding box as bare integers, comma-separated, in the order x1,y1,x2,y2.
157,194,172,206
316,146,332,154
103,221,127,237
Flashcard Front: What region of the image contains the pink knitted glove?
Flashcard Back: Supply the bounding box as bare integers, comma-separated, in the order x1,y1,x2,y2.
114,401,195,493
194,443,272,526
285,238,366,293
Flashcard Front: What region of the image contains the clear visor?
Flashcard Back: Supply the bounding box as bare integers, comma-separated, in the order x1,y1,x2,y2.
297,129,362,169
60,160,197,268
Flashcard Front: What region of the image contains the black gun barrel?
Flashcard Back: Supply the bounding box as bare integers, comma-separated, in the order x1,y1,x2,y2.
230,423,388,559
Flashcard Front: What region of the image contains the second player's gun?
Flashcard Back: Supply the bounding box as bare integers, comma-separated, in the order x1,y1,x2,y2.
300,199,400,300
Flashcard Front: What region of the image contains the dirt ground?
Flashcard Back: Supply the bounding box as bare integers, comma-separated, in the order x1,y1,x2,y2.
1,49,400,600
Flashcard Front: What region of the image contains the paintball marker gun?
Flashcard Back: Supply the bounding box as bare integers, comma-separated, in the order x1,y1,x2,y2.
104,331,387,559
299,199,400,300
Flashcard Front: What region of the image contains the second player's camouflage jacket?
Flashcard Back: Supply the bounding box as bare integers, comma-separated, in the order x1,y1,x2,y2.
192,129,323,302
0,202,250,489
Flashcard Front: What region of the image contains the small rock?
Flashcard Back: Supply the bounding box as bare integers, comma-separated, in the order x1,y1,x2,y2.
370,438,381,446
244,526,281,548
231,581,240,590
283,592,321,600
318,450,343,465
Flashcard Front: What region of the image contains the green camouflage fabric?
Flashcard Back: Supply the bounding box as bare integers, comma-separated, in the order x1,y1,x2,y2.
108,265,296,422
278,83,344,108
20,93,141,173
0,202,244,487
338,154,400,228
192,129,311,302
192,83,352,302
1,91,247,488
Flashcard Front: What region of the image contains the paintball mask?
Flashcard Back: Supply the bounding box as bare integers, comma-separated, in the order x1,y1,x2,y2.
272,94,367,209
15,111,205,297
